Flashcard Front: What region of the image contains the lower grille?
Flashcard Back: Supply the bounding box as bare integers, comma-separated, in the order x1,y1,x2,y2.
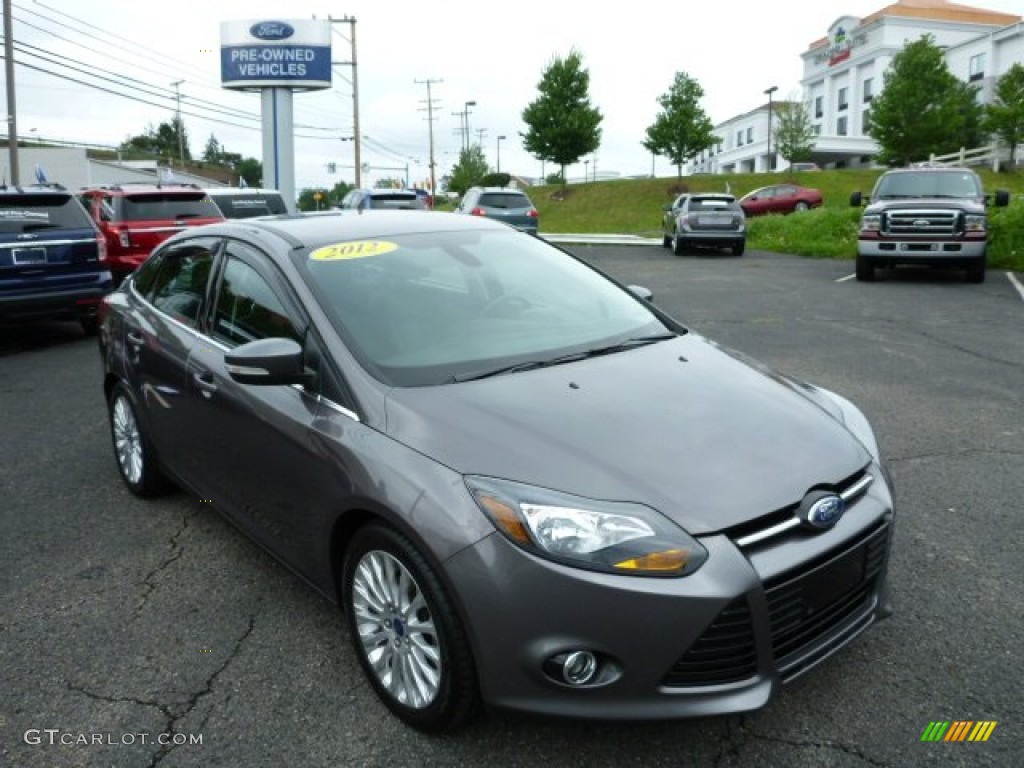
765,521,890,677
661,598,757,687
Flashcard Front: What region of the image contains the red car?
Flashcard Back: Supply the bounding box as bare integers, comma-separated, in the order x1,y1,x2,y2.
739,184,823,217
79,183,225,284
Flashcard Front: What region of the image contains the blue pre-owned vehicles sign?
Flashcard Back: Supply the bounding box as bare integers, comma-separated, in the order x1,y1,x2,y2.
221,19,331,90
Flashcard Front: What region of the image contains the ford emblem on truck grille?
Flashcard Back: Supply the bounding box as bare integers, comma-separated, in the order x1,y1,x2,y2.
798,491,846,530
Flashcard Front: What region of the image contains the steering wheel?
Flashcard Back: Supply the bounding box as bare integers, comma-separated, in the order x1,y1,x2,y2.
476,293,533,318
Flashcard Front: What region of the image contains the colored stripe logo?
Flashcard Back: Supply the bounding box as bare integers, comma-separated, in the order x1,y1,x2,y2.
921,721,997,742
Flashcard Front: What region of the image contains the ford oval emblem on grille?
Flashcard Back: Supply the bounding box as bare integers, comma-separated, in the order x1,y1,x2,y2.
250,21,295,40
913,219,930,227
797,490,845,531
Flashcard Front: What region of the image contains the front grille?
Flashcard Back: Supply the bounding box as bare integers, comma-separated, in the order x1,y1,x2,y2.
885,209,958,236
765,521,890,678
661,598,757,687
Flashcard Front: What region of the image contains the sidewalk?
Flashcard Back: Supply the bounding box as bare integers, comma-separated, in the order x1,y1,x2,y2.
539,233,663,246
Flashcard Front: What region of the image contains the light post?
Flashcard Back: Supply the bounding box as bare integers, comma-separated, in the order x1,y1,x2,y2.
584,159,590,183
764,85,778,172
496,135,506,173
463,100,476,152
171,79,185,164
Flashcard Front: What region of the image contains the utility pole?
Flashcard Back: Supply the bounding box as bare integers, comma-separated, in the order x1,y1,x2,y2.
415,78,442,203
764,85,778,172
330,16,361,188
474,127,487,147
4,0,20,184
170,80,185,164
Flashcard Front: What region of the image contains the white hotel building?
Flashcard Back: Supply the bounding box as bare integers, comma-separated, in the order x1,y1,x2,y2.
690,0,1022,174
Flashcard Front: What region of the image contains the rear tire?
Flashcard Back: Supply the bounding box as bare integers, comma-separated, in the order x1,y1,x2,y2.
731,241,745,256
672,233,686,256
343,524,479,732
855,254,876,282
80,314,99,336
661,233,671,248
108,383,173,497
794,201,810,212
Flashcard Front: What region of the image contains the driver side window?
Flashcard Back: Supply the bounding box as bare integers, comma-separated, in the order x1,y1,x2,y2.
211,246,301,348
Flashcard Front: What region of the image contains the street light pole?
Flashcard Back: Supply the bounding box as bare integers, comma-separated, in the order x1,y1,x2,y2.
464,101,476,152
496,135,506,173
171,79,185,165
764,85,778,172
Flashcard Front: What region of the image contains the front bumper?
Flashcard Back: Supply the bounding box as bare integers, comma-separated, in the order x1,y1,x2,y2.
444,469,894,720
857,238,987,260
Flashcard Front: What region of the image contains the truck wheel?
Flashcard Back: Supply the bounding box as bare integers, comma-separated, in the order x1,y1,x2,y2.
965,258,986,284
855,255,875,282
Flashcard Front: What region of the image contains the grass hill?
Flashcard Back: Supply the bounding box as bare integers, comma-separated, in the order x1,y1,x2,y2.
526,168,1024,270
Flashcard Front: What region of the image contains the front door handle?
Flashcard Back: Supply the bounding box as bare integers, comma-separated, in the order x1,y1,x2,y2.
192,371,218,398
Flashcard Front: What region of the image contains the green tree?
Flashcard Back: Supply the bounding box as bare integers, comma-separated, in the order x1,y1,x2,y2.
642,71,715,179
447,145,490,196
297,188,330,212
984,62,1024,167
235,157,262,187
773,100,816,173
202,133,223,163
521,49,603,188
866,35,980,166
120,118,191,161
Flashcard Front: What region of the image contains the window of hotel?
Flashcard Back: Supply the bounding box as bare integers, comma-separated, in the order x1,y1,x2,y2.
737,130,743,146
837,116,848,136
969,53,985,81
814,96,823,118
812,124,821,135
863,109,872,134
863,78,873,102
838,87,848,111
746,127,753,143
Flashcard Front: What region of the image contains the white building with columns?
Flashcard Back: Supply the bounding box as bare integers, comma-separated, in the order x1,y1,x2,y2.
691,0,1022,175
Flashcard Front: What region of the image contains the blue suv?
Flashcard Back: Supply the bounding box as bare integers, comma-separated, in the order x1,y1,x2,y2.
0,184,112,334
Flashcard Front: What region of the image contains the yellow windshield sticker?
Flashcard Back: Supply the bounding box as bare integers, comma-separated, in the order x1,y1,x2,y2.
310,240,398,261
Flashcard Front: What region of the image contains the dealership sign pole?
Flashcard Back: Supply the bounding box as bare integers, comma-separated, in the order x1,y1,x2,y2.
220,20,332,212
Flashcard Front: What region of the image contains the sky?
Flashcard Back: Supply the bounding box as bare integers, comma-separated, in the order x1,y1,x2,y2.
5,0,1023,190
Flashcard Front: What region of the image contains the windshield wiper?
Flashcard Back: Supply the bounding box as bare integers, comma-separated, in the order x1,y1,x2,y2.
453,332,678,383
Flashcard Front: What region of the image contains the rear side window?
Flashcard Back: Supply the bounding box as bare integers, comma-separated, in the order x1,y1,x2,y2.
0,194,93,233
477,193,532,209
148,243,217,328
120,193,223,221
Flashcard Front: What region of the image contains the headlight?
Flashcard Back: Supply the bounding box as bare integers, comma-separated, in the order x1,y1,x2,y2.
465,476,708,577
860,214,881,233
964,214,986,232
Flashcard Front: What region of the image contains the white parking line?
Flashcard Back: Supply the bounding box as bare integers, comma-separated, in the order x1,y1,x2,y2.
1007,272,1024,304
835,273,856,283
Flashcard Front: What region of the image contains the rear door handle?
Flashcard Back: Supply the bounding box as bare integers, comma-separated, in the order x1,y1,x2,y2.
127,331,144,348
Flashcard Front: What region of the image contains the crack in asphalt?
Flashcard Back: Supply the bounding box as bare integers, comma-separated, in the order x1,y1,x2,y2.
714,716,745,767
743,730,893,767
133,512,193,619
147,613,257,768
66,681,174,720
888,447,1024,464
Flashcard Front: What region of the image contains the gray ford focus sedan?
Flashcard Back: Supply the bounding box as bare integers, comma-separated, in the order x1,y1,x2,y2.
98,210,893,731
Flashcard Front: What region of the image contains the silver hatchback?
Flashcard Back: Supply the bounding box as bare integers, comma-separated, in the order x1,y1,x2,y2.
457,187,539,233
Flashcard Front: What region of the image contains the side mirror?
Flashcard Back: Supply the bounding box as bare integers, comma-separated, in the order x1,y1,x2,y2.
628,285,653,302
225,337,313,386
850,191,863,207
993,189,1010,207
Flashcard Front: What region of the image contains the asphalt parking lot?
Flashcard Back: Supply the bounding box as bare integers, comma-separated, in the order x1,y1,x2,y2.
1,247,1021,767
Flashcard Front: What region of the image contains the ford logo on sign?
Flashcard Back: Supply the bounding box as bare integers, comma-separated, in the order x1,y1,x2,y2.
250,21,295,41
797,491,845,531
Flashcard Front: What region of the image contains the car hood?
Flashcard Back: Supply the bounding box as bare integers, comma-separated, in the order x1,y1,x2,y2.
383,335,870,534
865,197,985,214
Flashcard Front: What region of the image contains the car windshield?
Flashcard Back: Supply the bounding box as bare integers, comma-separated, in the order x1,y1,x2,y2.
121,193,223,221
873,172,982,199
477,193,532,209
295,228,673,386
689,198,737,211
0,194,93,233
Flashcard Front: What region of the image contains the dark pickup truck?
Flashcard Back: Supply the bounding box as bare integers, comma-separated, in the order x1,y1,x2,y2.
851,167,1009,283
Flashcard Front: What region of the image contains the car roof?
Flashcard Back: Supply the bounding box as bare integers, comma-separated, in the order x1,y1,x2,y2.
0,183,73,197
472,187,529,194
80,182,205,195
883,166,977,175
689,193,736,201
203,187,283,196
182,210,511,251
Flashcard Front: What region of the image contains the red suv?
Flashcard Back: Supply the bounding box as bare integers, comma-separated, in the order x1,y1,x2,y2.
79,183,224,283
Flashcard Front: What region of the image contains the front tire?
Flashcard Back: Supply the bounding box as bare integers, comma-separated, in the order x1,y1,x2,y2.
965,257,986,284
108,383,173,497
794,201,810,212
343,524,479,732
855,254,876,282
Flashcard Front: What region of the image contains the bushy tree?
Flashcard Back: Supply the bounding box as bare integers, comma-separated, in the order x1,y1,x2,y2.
120,118,191,161
773,100,816,173
235,157,262,187
447,145,490,196
521,49,603,188
984,62,1024,166
202,134,224,163
642,71,716,179
298,188,330,212
866,35,982,166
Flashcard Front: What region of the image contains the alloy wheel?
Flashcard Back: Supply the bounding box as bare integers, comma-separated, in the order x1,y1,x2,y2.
112,395,143,485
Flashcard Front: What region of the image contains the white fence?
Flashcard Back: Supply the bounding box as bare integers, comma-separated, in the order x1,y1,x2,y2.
917,143,1014,171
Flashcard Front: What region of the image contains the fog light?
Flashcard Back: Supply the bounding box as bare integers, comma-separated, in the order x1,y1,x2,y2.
562,650,598,686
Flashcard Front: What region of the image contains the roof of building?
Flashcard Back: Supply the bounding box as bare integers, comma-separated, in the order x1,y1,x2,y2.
809,0,1021,49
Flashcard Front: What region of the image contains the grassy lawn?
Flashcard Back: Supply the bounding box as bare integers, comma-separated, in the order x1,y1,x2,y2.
530,168,1024,271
